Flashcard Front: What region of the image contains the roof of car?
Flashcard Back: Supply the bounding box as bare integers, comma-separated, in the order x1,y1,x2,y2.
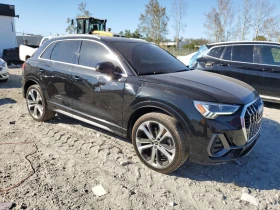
50,34,147,43
207,40,280,48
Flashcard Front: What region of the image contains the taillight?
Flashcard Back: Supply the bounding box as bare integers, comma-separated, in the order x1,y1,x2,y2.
22,62,26,69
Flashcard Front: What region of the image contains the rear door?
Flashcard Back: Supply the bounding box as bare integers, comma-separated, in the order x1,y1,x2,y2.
218,45,261,91
71,40,126,134
41,40,80,111
258,44,280,98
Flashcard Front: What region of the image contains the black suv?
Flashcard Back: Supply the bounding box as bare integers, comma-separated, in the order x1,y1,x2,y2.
22,35,263,173
190,41,280,103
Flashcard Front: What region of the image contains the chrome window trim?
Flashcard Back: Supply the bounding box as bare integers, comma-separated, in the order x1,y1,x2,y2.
206,43,280,67
240,97,263,142
38,38,128,77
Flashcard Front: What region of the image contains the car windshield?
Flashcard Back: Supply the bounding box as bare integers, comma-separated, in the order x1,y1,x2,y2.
112,42,188,75
189,45,209,69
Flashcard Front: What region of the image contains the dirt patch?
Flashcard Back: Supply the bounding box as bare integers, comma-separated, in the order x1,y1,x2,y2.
0,68,280,209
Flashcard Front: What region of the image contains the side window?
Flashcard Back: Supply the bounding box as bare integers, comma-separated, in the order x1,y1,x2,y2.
41,42,57,60
51,40,80,64
232,45,254,63
207,47,225,58
260,45,280,65
79,41,111,68
222,46,232,60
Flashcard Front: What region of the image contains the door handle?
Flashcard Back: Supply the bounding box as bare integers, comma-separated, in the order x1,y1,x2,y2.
38,69,45,73
220,63,229,67
73,76,83,81
262,68,274,72
206,62,214,67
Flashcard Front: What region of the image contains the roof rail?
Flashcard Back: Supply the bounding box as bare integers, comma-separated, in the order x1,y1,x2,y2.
129,38,147,42
56,34,101,40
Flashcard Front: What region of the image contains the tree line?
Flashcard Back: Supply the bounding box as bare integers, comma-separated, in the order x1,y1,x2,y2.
205,0,280,42
65,0,188,47
66,0,280,44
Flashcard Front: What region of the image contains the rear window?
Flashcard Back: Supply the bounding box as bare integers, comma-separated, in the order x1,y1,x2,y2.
207,47,225,58
232,45,254,63
50,40,80,64
112,42,187,75
260,45,280,65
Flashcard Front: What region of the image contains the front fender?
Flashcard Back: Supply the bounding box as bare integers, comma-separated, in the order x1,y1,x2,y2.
123,99,194,138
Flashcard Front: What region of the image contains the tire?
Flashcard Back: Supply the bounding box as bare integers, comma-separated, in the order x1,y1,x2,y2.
0,79,8,82
26,85,55,122
132,112,189,174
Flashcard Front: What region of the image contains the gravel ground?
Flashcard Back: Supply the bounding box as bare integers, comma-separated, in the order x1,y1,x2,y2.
0,68,280,210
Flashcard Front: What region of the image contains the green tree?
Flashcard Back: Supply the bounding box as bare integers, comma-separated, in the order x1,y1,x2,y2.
66,2,92,34
138,0,169,45
119,29,142,38
253,35,267,41
183,38,209,49
124,29,132,38
132,29,142,38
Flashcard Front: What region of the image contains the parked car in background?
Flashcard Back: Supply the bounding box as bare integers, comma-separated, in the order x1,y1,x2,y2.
177,52,197,67
2,47,21,65
191,41,280,104
22,35,263,173
19,36,53,61
0,58,9,82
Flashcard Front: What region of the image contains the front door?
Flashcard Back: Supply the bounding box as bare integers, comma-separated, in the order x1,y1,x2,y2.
71,40,126,135
257,45,280,99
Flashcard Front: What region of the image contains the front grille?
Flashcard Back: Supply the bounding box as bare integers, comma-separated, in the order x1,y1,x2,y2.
244,97,263,141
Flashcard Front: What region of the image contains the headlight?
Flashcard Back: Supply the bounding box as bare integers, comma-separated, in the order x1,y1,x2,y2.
0,58,7,67
194,101,240,119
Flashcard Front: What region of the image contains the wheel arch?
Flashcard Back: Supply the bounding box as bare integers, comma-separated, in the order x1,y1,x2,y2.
125,101,192,141
23,79,38,98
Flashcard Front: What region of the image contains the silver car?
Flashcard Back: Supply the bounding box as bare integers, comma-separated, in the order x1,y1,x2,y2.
0,58,9,82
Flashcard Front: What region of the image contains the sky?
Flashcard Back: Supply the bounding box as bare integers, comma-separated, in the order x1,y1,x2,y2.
2,0,280,39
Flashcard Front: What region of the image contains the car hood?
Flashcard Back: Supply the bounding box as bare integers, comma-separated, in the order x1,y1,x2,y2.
143,70,259,105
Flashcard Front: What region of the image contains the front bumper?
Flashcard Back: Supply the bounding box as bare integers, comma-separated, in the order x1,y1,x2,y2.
0,67,9,80
206,131,260,163
188,97,263,165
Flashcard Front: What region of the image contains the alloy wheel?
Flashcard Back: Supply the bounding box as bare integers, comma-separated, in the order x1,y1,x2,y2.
135,121,176,169
27,89,44,119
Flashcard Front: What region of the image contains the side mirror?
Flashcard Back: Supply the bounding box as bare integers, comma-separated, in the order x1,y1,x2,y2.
96,62,123,80
96,61,116,75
